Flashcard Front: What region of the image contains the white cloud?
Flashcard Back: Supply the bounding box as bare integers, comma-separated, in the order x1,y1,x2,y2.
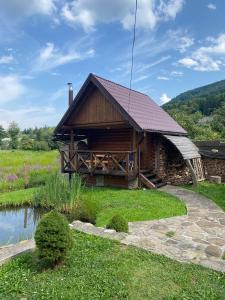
0,0,56,18
178,57,198,68
122,0,157,31
207,3,216,10
0,55,14,64
61,0,185,32
178,34,225,71
133,75,149,83
160,93,171,104
177,36,194,53
135,56,171,74
157,76,169,80
158,0,184,19
0,106,59,129
171,70,183,76
0,75,26,103
33,42,95,71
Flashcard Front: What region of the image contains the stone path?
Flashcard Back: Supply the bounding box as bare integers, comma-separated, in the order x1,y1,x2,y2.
71,186,225,273
0,240,35,265
125,185,225,272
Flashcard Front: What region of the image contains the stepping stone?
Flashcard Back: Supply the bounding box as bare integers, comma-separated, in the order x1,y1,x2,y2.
205,245,222,257
207,238,225,247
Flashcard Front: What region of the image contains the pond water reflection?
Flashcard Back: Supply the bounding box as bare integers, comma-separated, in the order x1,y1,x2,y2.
0,207,46,246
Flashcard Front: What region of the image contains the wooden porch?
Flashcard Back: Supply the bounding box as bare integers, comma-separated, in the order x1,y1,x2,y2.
60,150,138,178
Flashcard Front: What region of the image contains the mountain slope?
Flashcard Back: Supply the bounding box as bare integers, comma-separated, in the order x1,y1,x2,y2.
163,79,225,116
163,80,225,140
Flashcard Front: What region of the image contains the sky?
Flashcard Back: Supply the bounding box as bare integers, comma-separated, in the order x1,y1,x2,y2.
0,0,225,129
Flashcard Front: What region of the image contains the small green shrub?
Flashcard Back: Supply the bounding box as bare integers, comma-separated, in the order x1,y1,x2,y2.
106,214,128,232
35,210,73,268
72,198,99,224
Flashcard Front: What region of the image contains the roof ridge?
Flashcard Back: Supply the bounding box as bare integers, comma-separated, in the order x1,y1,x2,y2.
91,73,149,97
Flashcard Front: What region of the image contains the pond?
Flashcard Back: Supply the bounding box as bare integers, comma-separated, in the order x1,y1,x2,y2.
0,207,46,246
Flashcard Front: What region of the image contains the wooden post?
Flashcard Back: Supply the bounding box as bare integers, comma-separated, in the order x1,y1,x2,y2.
126,153,129,175
61,151,64,172
186,159,198,186
69,130,74,171
155,137,160,175
132,128,138,172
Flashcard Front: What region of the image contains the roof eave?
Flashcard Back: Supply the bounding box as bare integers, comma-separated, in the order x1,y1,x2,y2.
145,129,187,136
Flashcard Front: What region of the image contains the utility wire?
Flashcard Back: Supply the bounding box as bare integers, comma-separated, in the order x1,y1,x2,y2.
128,0,138,113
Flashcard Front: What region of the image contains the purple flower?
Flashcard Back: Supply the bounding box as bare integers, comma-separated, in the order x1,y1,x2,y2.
7,174,18,182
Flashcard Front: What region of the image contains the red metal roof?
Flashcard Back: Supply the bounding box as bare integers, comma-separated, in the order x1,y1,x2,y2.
93,74,187,135
55,73,187,135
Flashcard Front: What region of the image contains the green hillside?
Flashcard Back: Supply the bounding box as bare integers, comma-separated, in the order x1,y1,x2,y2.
163,80,225,140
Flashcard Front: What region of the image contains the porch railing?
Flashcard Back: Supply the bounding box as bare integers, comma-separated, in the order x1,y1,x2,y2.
60,150,137,177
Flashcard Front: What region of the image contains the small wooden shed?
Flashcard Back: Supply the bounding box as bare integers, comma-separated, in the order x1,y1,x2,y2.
54,73,204,188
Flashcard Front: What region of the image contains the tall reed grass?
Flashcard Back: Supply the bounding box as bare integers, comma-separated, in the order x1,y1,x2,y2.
33,172,83,212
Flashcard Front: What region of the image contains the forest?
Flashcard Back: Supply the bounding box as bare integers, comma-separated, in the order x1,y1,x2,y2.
0,122,57,151
163,79,225,140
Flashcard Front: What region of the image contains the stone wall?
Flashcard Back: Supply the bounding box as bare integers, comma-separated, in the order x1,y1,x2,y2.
202,157,225,182
157,138,192,185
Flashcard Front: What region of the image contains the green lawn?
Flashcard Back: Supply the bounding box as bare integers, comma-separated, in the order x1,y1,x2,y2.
0,150,59,193
0,188,38,208
0,232,224,299
84,187,186,226
186,181,225,211
0,150,59,172
0,187,186,225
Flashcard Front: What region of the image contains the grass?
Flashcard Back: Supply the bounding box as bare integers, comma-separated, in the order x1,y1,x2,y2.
83,187,186,226
0,150,59,172
0,231,224,299
166,231,175,238
33,172,83,212
0,186,186,225
186,181,225,211
0,150,59,193
0,188,38,207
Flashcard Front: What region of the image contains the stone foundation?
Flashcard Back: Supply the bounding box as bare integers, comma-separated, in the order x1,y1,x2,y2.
202,157,225,182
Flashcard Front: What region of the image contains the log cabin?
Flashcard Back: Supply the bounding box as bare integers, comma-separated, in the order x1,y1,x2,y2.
54,73,204,189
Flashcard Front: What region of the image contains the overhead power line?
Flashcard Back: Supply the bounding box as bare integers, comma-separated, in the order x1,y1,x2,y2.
128,0,138,113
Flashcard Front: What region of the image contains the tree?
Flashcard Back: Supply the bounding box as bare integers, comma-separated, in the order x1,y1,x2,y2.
0,125,7,148
8,122,20,149
20,135,34,150
35,210,73,268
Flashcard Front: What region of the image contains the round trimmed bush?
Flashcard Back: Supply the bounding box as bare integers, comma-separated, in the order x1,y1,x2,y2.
72,199,99,224
35,210,73,268
106,214,128,233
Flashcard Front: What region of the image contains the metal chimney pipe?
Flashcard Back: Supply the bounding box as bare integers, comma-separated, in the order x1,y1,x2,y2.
67,82,73,106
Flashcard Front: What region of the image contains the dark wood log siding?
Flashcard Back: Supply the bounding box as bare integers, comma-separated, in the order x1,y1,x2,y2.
89,128,132,152
68,88,126,126
140,133,155,171
85,175,128,188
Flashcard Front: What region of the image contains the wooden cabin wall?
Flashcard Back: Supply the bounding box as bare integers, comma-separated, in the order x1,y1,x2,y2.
67,88,126,127
88,128,132,151
140,133,155,171
85,175,128,188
